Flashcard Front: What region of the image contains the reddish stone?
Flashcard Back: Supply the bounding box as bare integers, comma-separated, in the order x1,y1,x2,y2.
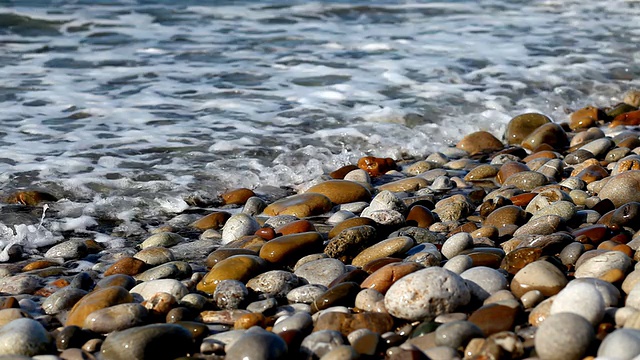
610,109,640,127
406,205,436,228
275,220,315,235
469,304,520,336
330,165,359,179
357,156,397,177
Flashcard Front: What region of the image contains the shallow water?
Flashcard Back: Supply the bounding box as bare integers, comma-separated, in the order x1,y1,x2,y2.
1,0,639,239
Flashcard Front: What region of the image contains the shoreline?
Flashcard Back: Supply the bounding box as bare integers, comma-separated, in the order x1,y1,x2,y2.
0,91,640,359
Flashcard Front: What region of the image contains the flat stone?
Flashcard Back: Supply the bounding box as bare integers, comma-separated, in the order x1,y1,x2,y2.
305,180,371,205
361,261,424,294
434,320,483,349
263,193,333,218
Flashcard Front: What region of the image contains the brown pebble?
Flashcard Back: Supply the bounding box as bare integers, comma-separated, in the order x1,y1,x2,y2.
500,247,543,275
496,161,529,185
504,113,552,145
521,122,568,151
610,109,640,127
406,205,436,228
360,262,424,294
222,188,255,205
197,255,267,295
456,131,504,155
190,211,231,230
306,179,371,204
22,260,60,272
569,106,603,130
263,193,333,218
468,304,520,336
259,231,324,265
274,219,315,235
330,164,360,179
234,313,266,329
103,257,147,277
65,286,133,327
5,190,57,206
205,248,258,269
313,311,394,337
357,156,397,177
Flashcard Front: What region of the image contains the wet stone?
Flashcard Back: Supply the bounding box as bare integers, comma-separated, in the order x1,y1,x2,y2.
324,225,377,263
140,232,184,249
305,179,371,205
287,284,328,304
434,320,484,349
263,193,333,218
100,323,193,360
468,303,520,336
84,303,148,333
504,113,552,145
0,318,52,357
360,261,424,294
510,260,567,298
65,286,133,327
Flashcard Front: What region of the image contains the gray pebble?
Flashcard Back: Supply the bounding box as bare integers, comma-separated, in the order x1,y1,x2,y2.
0,318,52,356
294,258,347,287
44,239,88,260
287,284,328,304
225,326,287,360
534,312,594,360
300,330,345,359
214,280,249,310
221,213,260,244
460,266,508,302
272,312,313,334
140,232,184,249
247,270,300,299
434,320,483,349
597,328,640,359
441,232,473,259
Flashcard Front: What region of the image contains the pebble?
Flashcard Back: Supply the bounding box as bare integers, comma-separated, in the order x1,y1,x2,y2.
0,318,52,356
272,312,313,334
351,236,414,267
305,179,371,204
84,303,148,333
294,258,347,287
130,278,188,300
300,330,345,359
434,320,483,349
263,193,333,218
225,326,288,360
246,270,299,299
549,282,605,325
441,232,474,259
574,250,632,282
100,324,193,360
360,261,424,294
44,239,88,260
221,213,261,244
42,287,88,315
597,328,640,359
460,266,508,302
286,284,328,304
510,260,567,298
384,267,470,321
197,255,267,294
65,286,133,327
140,232,184,249
534,312,594,360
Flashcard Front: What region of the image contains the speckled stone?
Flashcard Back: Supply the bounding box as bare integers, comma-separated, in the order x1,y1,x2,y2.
287,284,328,304
384,267,470,321
213,280,248,310
221,213,261,245
501,171,549,191
246,270,299,299
598,170,640,207
324,225,377,263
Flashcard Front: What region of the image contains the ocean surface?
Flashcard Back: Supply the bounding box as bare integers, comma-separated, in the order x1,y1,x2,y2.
1,0,640,246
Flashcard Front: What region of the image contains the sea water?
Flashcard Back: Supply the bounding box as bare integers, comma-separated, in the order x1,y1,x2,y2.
1,0,640,245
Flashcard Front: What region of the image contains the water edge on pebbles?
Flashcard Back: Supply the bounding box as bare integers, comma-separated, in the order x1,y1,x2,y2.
2,94,640,358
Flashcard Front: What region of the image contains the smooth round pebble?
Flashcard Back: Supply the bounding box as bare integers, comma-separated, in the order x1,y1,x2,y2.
549,282,605,325
441,232,474,259
597,329,640,359
460,266,508,302
0,318,52,356
534,312,594,360
225,326,288,360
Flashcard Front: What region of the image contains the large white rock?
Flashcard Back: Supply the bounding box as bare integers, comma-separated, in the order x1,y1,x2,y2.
384,267,470,321
550,281,605,325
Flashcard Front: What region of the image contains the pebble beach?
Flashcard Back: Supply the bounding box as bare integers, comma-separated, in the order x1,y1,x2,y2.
2,93,640,359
